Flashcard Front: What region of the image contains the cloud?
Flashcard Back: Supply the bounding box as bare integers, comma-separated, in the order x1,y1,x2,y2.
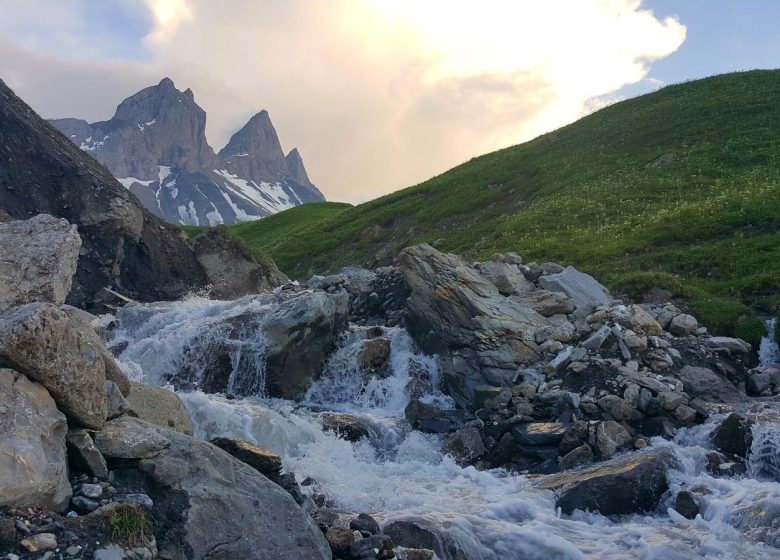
0,0,686,202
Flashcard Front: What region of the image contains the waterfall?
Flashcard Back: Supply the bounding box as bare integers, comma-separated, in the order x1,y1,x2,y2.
758,318,780,368
109,297,780,560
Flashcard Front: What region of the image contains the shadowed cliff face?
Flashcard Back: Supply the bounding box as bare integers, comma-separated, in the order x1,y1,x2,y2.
50,78,325,226
0,78,207,310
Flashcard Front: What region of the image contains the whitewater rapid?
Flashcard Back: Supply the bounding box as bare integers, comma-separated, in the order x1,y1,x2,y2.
107,296,780,559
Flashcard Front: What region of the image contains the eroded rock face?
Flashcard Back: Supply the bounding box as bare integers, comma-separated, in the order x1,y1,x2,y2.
192,228,289,299
536,448,680,516
135,425,331,560
0,303,108,428
0,368,71,511
399,244,548,409
0,214,81,314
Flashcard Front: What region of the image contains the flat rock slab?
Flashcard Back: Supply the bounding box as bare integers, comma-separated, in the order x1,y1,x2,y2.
93,417,172,459
512,422,567,446
536,448,680,516
209,436,283,478
538,266,611,311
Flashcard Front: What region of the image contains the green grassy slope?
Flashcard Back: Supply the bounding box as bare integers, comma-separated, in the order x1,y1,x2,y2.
225,70,780,341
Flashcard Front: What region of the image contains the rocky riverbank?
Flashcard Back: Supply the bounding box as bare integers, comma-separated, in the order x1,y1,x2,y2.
2,213,779,559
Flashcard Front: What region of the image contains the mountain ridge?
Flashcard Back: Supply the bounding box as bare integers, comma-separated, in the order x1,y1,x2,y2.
50,78,325,226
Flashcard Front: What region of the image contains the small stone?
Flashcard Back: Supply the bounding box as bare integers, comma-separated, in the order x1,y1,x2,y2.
120,493,154,509
66,545,82,556
674,490,700,519
7,554,20,560
66,511,78,518
657,391,683,411
79,483,103,499
559,444,594,470
325,527,355,557
669,314,698,336
672,405,697,425
350,513,381,536
71,495,100,513
634,438,647,449
20,533,58,552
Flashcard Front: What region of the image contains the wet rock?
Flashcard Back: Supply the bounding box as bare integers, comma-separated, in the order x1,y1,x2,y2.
321,413,371,442
538,266,612,311
536,448,680,516
383,517,469,560
639,417,677,439
350,513,381,536
747,372,772,396
405,399,466,433
326,527,356,557
669,314,698,336
358,336,392,372
512,422,567,446
0,214,81,314
209,437,283,479
442,427,486,463
674,490,700,519
93,417,172,459
677,365,744,403
597,395,641,422
125,382,194,436
395,548,435,560
350,533,394,559
0,368,71,511
732,498,780,548
0,303,109,428
559,444,594,470
712,413,754,458
594,421,631,460
473,385,512,409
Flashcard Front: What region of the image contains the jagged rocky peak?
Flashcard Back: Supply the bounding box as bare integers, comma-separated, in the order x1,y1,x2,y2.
49,79,326,226
217,110,290,180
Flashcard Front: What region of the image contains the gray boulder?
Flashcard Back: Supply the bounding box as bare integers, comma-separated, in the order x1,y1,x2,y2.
536,448,680,515
0,214,81,314
399,245,547,409
94,417,172,459
192,228,289,299
263,290,349,398
66,428,108,479
136,424,331,559
126,382,194,435
0,368,71,511
383,518,469,560
0,303,108,428
669,314,698,336
442,427,486,464
538,266,611,311
477,261,534,296
705,337,751,354
512,290,575,317
677,365,744,403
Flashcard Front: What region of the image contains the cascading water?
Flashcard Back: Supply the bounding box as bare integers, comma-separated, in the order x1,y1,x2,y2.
758,318,780,369
109,297,780,559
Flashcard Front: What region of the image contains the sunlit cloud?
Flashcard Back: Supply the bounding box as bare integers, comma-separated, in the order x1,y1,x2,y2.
0,0,686,202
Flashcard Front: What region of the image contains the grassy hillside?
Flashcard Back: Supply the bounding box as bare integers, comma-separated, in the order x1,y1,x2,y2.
224,70,780,342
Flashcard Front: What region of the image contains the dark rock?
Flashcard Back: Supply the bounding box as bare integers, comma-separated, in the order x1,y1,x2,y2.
639,417,677,439
674,491,700,519
383,518,469,560
442,427,487,464
70,495,100,513
559,444,594,470
559,421,589,455
358,336,392,372
405,400,467,433
326,527,355,557
597,395,641,422
105,380,131,420
712,413,754,458
594,421,631,460
677,366,744,403
350,513,381,536
209,437,283,478
321,413,371,442
349,533,394,559
536,448,680,516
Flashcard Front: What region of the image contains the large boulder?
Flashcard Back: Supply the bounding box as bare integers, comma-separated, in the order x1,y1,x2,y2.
398,244,547,409
476,261,534,296
263,290,349,398
191,228,289,299
0,368,71,511
536,448,680,516
0,214,81,314
126,382,194,435
538,266,611,312
135,424,331,559
676,365,744,403
0,303,108,428
383,517,469,560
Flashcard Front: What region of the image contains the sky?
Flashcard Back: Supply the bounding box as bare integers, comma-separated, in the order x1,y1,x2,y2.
0,1,778,203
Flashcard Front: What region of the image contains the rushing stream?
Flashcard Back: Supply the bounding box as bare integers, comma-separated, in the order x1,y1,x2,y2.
107,296,780,559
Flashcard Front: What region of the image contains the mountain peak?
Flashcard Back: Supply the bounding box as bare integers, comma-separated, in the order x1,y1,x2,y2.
285,148,313,188
158,77,176,89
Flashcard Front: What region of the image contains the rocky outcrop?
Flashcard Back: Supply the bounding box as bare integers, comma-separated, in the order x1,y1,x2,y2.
0,303,108,428
125,382,194,436
50,79,325,226
538,266,612,312
135,424,331,559
399,244,548,409
191,228,289,299
0,368,71,511
536,448,680,515
0,78,207,310
0,214,81,313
